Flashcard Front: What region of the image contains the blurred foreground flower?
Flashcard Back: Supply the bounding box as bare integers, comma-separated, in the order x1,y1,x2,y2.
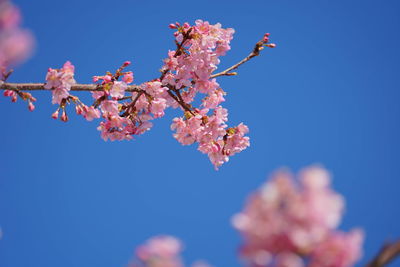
130,236,212,267
0,0,34,78
232,166,364,267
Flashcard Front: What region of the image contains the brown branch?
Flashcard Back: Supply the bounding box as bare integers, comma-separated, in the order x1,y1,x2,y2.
367,240,400,267
159,27,193,82
166,88,194,115
0,82,140,92
211,38,271,79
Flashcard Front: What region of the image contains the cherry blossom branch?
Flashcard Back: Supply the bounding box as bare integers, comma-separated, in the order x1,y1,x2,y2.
367,240,400,267
211,34,275,78
0,20,274,169
0,82,140,92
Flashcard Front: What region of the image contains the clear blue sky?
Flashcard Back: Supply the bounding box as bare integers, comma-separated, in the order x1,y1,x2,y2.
0,0,399,266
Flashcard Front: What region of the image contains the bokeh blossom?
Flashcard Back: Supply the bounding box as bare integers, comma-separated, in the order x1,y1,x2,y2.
0,0,34,79
130,236,212,267
232,166,364,267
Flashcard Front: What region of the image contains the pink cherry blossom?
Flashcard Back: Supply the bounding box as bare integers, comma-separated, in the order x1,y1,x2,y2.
0,1,34,71
81,105,101,121
100,100,119,115
232,166,363,267
123,71,134,84
150,98,167,118
309,230,364,267
202,89,225,109
44,61,76,104
130,236,212,267
1,19,276,169
110,81,127,98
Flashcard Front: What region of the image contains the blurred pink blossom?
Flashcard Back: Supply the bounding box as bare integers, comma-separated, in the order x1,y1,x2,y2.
232,166,364,267
0,1,34,78
130,236,212,267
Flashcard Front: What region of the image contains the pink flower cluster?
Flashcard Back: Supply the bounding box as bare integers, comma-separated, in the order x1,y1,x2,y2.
45,61,76,105
130,236,211,267
165,20,250,169
92,62,171,141
171,108,249,169
39,20,261,169
0,0,33,78
232,166,364,267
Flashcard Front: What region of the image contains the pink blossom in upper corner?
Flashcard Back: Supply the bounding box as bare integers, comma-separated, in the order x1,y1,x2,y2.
0,1,34,72
232,166,363,267
44,61,76,104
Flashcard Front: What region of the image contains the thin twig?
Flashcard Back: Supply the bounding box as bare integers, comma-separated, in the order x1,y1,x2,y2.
367,240,400,267
211,40,266,78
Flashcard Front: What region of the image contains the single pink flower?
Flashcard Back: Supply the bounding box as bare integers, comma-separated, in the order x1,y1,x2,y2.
110,81,127,98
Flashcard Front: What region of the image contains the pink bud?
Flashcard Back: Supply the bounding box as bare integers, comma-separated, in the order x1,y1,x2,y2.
75,105,83,115
51,110,59,119
82,105,89,113
263,36,269,43
183,22,190,29
28,102,35,111
93,76,99,82
267,43,276,48
11,95,17,102
3,90,11,97
60,111,68,122
168,23,177,29
264,33,270,37
123,61,131,66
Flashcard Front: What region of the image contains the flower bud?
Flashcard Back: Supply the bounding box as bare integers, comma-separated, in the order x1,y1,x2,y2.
60,111,68,122
75,105,83,115
51,110,59,119
28,102,35,111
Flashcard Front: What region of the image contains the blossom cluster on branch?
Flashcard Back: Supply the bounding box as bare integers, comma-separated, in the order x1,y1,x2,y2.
1,1,399,266
0,13,275,169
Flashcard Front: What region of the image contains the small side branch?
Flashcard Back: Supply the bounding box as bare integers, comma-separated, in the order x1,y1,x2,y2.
367,240,400,267
211,34,275,78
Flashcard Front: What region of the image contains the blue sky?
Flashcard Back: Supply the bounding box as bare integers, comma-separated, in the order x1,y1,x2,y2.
0,0,399,266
